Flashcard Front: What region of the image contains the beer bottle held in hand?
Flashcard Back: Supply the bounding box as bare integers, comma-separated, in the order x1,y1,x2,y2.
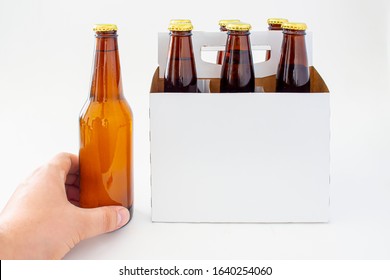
265,18,288,61
276,22,310,93
164,20,198,92
220,22,255,93
216,19,240,64
79,24,134,219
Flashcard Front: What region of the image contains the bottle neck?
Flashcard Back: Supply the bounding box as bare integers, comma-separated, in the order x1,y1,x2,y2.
90,31,123,101
226,30,252,51
167,30,195,60
280,29,308,66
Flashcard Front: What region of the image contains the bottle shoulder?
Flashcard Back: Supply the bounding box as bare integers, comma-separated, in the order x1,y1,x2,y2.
79,98,133,122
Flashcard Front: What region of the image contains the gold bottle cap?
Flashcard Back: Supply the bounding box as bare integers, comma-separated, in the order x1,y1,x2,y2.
168,22,193,31
267,18,288,25
170,19,192,24
93,24,118,32
218,19,240,27
226,22,251,31
282,22,307,31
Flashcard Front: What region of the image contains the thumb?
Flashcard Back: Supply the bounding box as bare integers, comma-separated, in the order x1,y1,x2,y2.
78,206,130,240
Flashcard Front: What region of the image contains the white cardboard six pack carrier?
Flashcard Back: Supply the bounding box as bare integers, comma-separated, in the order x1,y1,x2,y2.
149,31,330,223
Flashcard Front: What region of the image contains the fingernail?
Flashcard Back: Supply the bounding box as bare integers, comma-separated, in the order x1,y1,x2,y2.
117,208,130,228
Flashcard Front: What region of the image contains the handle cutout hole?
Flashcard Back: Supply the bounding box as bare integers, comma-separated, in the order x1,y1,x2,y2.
201,45,272,65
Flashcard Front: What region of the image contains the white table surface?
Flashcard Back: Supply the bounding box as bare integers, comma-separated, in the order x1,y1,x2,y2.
0,0,389,260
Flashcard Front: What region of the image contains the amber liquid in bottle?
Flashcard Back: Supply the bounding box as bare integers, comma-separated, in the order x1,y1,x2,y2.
276,28,310,93
79,29,133,218
220,30,255,93
164,30,198,92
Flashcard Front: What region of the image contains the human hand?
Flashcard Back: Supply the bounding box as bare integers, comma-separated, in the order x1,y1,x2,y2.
0,153,130,259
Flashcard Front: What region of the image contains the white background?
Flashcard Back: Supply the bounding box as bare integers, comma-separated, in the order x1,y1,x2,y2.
0,0,389,260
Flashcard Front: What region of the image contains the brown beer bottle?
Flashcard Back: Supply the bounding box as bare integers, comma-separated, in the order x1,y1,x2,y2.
220,22,255,93
216,19,240,64
265,18,288,60
276,22,310,93
79,24,134,218
164,20,198,92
